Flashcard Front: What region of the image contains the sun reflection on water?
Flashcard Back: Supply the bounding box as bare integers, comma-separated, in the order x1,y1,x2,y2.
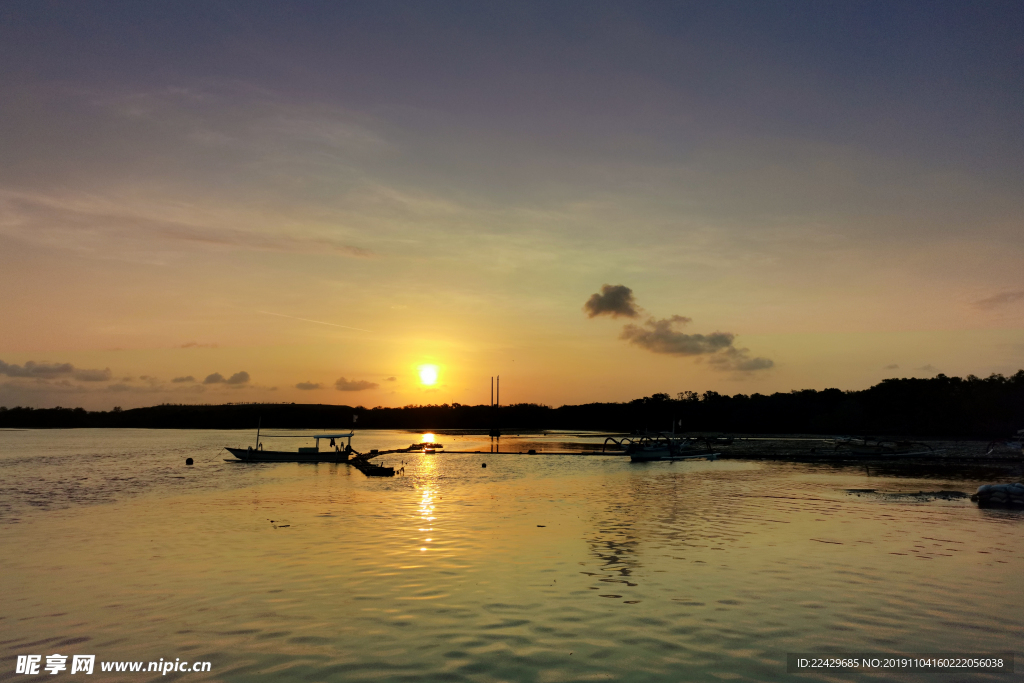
417,486,436,553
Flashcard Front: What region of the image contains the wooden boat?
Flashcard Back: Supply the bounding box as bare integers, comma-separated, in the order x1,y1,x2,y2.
351,459,395,477
225,427,396,476
832,438,945,459
226,431,358,462
624,433,719,462
986,429,1024,455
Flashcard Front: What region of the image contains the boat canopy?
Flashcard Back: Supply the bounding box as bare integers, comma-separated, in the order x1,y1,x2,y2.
259,432,355,438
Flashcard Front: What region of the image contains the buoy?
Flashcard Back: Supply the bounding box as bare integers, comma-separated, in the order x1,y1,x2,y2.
185,457,193,466
482,463,487,468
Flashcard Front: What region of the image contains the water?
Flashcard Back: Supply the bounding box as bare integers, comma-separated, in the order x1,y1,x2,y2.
0,429,1021,681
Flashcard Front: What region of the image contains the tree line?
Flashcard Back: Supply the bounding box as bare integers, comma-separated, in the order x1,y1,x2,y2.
1,371,1022,438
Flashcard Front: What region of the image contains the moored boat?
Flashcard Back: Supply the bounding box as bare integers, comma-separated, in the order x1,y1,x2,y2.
625,433,719,462
986,429,1024,455
832,438,945,459
226,431,358,462
225,428,397,476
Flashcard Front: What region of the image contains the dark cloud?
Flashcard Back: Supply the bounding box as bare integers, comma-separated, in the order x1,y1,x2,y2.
620,316,727,355
583,285,641,319
915,364,939,374
386,376,397,381
708,347,775,372
172,375,195,383
295,381,321,390
0,359,111,381
618,316,773,372
335,377,379,391
203,371,249,385
74,368,112,382
884,364,899,370
0,360,75,378
973,290,1024,309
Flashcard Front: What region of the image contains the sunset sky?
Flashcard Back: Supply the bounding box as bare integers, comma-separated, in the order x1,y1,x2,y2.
1,1,1022,410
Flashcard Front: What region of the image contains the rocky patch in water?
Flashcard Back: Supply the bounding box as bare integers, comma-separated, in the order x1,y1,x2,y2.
844,488,970,502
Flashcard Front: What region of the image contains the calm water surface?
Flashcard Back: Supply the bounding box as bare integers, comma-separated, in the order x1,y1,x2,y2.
0,429,1021,682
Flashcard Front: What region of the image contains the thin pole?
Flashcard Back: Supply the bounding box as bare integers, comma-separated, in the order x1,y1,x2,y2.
497,375,500,407
491,377,494,407
255,416,261,449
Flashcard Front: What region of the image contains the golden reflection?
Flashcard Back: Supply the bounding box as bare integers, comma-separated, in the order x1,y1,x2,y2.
418,487,436,522
420,433,436,444
417,486,436,553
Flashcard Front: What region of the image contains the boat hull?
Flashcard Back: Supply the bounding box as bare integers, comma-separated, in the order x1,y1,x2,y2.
630,451,719,462
225,447,353,463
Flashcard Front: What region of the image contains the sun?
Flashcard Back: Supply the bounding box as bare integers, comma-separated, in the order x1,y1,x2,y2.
418,364,439,386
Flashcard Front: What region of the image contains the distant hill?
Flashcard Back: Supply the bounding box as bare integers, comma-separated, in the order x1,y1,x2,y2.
1,371,1022,438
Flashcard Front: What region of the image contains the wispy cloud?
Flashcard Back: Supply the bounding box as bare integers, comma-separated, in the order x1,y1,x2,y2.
172,375,196,383
295,381,321,390
257,311,372,333
973,290,1024,310
0,189,373,260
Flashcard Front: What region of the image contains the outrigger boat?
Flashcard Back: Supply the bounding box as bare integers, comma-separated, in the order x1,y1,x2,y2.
604,433,719,462
830,437,945,459
225,426,396,475
986,429,1024,455
226,431,359,462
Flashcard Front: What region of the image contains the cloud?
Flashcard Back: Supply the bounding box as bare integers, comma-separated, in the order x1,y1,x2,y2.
0,360,74,378
0,188,375,261
179,342,218,349
583,285,641,319
707,347,775,372
203,373,225,384
586,287,772,372
884,364,899,370
915,364,939,374
620,316,728,355
295,381,321,390
226,371,250,385
973,290,1024,309
386,376,396,381
161,226,374,258
172,376,196,383
618,316,773,372
0,359,111,381
335,377,379,391
74,368,112,382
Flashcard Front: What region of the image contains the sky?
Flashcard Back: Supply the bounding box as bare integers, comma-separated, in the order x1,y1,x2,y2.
1,1,1022,410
